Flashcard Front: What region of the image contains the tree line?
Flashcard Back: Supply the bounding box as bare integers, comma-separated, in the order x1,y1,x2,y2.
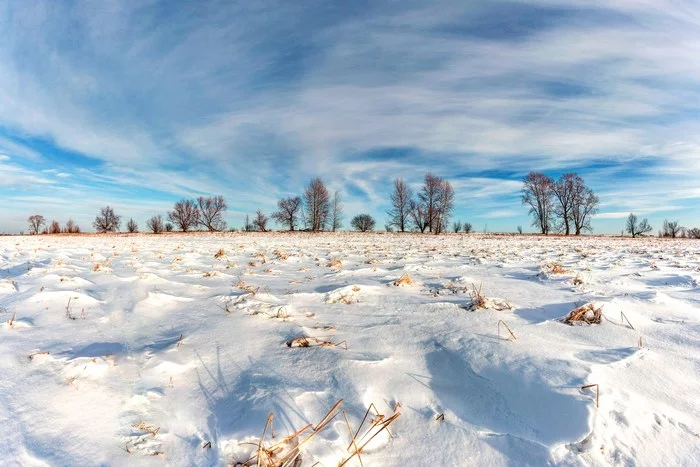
25,173,458,235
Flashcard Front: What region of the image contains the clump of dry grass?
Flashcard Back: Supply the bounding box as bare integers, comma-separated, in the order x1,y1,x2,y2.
573,274,584,286
462,283,513,312
563,303,602,325
214,248,226,259
392,273,415,287
543,262,568,274
273,249,289,260
132,421,160,437
327,258,343,269
286,336,347,350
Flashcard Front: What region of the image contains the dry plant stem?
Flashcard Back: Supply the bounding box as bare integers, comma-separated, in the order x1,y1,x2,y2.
620,311,635,330
582,384,599,408
279,400,344,467
497,319,517,340
8,312,15,326
342,410,364,467
176,334,184,348
28,351,49,360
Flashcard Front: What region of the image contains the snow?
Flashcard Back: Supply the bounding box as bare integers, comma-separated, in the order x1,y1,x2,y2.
1,232,699,466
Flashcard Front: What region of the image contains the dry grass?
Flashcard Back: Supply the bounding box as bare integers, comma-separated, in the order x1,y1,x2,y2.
573,274,584,286
273,249,290,260
543,262,568,274
327,258,343,269
563,303,602,325
469,283,486,309
392,273,415,287
286,336,348,350
497,320,517,341
132,421,160,437
214,248,226,258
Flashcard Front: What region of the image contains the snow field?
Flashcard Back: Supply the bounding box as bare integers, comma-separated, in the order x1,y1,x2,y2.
0,233,699,466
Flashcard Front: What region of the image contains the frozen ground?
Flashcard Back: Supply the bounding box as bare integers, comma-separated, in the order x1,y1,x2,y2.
0,232,698,466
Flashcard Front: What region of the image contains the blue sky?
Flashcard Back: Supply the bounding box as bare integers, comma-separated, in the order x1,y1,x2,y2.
1,0,700,234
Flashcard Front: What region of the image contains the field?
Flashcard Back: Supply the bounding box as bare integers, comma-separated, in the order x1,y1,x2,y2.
1,233,699,466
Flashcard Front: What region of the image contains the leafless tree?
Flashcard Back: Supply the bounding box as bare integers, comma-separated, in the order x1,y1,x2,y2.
93,206,121,233
552,173,577,235
197,195,227,231
303,177,330,232
570,177,599,235
452,220,462,233
272,196,302,231
432,179,454,235
63,219,80,234
521,172,555,234
418,173,443,233
387,178,413,232
27,215,45,235
626,213,653,238
662,219,682,238
168,199,199,232
253,210,269,232
351,214,376,232
464,222,473,233
687,227,700,239
146,215,165,233
48,220,61,234
517,225,523,235
126,218,138,233
331,191,343,231
244,214,252,232
409,199,429,233
165,222,174,232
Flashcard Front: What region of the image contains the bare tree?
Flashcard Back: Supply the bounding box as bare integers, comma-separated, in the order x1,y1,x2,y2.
452,220,462,233
253,210,269,232
331,191,343,231
521,172,555,234
687,227,700,239
626,213,653,238
387,178,413,232
197,195,227,231
351,214,376,232
517,225,523,235
27,215,45,235
552,173,577,235
165,222,174,232
272,196,303,231
146,215,165,233
571,177,599,235
418,173,443,233
662,219,682,238
464,222,473,233
409,199,429,232
48,220,61,234
126,218,138,233
64,219,80,233
168,199,199,232
303,177,330,232
93,206,121,233
244,214,252,232
433,179,454,235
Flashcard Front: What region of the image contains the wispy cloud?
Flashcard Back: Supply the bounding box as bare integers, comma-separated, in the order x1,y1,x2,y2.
0,1,699,233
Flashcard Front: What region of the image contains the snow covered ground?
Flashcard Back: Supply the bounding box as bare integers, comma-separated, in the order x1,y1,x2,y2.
1,232,698,466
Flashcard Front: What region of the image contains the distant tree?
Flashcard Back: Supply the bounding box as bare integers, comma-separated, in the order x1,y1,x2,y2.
452,220,462,233
570,177,599,235
64,219,80,234
48,220,61,234
126,218,138,233
253,210,269,232
384,223,394,232
517,225,523,235
168,199,199,232
687,227,700,239
146,215,164,233
93,206,121,233
165,222,174,232
521,172,554,234
463,222,473,234
27,215,45,235
626,213,653,238
272,196,303,231
387,178,413,232
303,177,330,232
244,214,252,232
433,179,454,234
351,214,376,232
552,173,576,235
331,191,343,231
409,199,429,233
662,219,682,238
197,195,227,231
